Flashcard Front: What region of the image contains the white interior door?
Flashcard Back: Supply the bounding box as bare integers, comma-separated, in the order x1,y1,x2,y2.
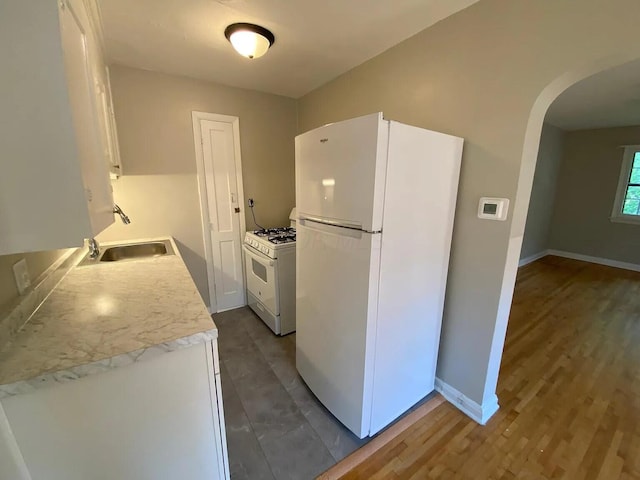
197,116,245,312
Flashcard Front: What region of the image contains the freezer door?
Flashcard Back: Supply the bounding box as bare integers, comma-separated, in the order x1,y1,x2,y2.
295,219,381,438
295,113,389,232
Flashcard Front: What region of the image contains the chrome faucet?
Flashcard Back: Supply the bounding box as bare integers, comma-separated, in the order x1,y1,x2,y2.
113,204,131,224
88,238,100,259
86,206,129,259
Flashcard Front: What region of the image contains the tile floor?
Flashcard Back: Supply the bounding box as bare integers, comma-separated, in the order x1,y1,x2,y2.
214,307,368,480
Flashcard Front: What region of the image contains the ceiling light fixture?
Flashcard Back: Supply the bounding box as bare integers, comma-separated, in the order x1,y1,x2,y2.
224,23,275,59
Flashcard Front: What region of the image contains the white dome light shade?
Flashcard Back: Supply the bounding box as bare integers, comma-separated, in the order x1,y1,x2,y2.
229,30,270,58
224,23,275,59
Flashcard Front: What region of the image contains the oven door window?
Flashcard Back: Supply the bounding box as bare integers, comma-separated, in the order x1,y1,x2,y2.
252,258,268,283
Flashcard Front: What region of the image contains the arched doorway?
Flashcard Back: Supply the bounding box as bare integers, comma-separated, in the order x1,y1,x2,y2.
482,55,640,417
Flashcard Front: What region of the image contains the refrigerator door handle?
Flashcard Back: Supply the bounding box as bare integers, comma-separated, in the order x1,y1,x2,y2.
300,215,373,232
301,216,382,234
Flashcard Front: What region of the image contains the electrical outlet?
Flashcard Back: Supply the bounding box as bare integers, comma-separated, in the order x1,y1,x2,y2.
13,259,31,295
248,198,254,207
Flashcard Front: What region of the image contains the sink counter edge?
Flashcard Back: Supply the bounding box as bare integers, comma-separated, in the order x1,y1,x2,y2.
0,237,217,399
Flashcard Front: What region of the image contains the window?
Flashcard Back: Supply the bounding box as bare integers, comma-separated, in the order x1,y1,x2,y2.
611,146,640,224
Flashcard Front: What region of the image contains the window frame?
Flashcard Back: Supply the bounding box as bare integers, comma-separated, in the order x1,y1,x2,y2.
611,145,640,225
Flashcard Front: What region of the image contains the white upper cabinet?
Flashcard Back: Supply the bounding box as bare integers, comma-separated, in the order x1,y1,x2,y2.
100,67,123,178
0,0,119,255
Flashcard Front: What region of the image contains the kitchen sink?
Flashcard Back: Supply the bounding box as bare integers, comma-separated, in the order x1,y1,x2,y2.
79,240,175,266
100,242,173,261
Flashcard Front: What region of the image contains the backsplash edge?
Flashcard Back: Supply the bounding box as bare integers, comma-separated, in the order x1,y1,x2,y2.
0,247,84,350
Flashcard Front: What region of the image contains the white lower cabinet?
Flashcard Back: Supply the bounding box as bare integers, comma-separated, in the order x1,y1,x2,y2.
0,341,229,480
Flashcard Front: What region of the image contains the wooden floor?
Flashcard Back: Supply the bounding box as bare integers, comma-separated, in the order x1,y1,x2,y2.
330,256,640,480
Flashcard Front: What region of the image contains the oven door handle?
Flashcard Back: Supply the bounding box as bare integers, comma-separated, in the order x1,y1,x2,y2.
243,244,275,266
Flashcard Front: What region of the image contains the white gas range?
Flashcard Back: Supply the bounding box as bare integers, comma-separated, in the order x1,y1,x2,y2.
243,225,296,335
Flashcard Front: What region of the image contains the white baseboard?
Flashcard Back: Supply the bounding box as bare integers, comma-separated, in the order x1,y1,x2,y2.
547,249,640,272
518,250,548,267
518,249,640,273
434,378,499,425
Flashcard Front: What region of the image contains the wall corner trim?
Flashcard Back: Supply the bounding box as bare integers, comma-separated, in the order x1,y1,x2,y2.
434,377,499,425
518,250,549,267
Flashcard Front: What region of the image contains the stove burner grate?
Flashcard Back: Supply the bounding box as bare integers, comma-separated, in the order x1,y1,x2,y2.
268,234,296,244
254,227,296,238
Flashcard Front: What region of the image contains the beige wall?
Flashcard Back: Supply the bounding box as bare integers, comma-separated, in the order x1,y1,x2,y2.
520,123,565,260
0,250,67,312
297,0,640,407
97,65,297,306
549,126,640,264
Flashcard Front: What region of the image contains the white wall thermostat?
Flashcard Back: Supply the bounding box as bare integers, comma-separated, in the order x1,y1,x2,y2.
478,197,509,221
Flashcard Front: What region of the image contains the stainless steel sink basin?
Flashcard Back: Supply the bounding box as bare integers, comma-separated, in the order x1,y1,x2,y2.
100,242,172,262
79,240,175,266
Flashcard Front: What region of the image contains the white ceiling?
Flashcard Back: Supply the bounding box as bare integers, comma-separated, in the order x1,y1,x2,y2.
98,0,479,98
546,59,640,131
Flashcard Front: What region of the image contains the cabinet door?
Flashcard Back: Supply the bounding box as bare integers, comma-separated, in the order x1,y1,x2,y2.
85,18,122,179
99,68,123,177
0,1,92,255
1,344,225,480
59,0,114,235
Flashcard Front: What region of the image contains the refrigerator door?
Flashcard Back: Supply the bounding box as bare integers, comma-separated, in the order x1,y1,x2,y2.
295,219,381,438
295,113,389,232
369,122,463,434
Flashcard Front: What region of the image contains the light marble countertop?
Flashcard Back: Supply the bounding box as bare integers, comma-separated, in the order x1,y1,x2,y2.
0,238,216,398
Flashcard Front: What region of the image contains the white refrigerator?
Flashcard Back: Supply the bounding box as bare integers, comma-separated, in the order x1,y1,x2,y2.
295,112,463,438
